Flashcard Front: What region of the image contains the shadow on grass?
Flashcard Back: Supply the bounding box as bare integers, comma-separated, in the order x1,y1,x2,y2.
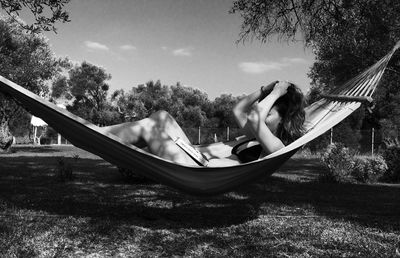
0,153,399,231
241,158,400,230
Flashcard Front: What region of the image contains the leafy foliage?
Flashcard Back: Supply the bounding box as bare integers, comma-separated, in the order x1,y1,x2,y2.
212,94,241,128
230,0,400,49
0,0,70,33
51,61,117,125
320,143,389,183
382,140,400,182
110,80,239,130
0,17,64,95
307,1,400,95
320,143,356,183
0,16,66,147
351,155,387,183
0,119,13,152
68,61,111,111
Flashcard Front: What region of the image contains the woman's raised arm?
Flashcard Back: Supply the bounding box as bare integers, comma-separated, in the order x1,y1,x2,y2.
232,81,277,138
246,81,291,154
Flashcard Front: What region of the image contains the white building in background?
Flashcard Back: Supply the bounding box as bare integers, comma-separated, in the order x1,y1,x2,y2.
30,115,47,145
55,103,67,145
30,103,67,145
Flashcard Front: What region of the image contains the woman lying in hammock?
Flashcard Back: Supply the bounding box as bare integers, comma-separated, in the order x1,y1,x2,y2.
102,81,305,167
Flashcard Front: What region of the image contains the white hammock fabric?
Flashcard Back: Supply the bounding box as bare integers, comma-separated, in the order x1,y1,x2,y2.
0,42,399,195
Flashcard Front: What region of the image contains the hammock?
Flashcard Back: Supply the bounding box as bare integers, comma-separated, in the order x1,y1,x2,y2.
1,42,399,195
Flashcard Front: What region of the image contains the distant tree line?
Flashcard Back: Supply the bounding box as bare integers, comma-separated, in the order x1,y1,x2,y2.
52,67,242,130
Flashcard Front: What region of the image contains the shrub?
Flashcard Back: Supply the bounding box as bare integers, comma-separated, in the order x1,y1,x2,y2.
382,145,400,182
320,143,389,184
39,136,52,145
351,155,388,183
296,147,316,159
319,143,355,183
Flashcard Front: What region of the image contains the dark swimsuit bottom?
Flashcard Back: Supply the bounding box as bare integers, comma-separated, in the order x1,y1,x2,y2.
231,138,263,163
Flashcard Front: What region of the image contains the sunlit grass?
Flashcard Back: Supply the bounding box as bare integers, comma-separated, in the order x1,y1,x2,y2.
0,145,399,257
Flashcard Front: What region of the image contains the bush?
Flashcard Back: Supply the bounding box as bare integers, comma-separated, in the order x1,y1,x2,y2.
320,143,389,184
39,136,52,145
319,143,355,183
296,147,316,159
351,155,387,183
382,146,400,182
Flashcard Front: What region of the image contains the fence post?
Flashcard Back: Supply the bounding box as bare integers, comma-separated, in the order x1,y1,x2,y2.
371,127,375,156
227,126,229,141
330,128,333,145
198,126,201,144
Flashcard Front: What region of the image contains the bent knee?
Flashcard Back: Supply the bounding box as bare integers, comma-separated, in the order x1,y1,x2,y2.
150,110,175,124
150,110,170,118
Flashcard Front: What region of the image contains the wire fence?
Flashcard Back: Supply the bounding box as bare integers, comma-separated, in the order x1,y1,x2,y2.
13,126,244,146
12,125,399,155
181,127,243,145
304,127,400,155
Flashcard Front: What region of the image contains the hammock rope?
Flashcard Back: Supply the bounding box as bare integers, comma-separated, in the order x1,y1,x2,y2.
0,41,399,195
304,42,399,134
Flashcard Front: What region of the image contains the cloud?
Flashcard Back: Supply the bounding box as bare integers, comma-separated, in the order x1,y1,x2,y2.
239,57,308,74
161,46,168,51
281,57,308,64
84,41,109,51
120,44,137,51
238,61,285,74
172,47,193,57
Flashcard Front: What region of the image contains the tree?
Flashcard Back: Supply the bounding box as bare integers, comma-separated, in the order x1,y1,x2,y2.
54,61,112,125
136,80,171,115
51,75,71,100
231,1,395,44
69,62,111,111
110,89,148,122
1,0,70,33
168,83,210,127
0,16,66,151
212,94,240,128
303,1,400,149
122,81,212,127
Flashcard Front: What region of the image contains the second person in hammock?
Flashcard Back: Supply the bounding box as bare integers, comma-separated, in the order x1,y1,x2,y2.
102,80,306,167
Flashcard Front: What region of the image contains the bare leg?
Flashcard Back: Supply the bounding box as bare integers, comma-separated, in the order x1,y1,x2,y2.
102,111,197,165
101,120,148,146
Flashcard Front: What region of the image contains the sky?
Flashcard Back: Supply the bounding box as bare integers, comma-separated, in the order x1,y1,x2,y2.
21,0,315,99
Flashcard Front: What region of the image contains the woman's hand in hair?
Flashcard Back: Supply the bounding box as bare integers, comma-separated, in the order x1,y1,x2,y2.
272,81,291,97
261,81,279,93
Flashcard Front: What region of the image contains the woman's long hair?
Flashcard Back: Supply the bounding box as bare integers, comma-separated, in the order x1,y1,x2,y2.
273,83,306,145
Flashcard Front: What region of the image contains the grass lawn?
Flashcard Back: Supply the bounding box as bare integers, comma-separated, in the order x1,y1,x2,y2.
0,145,399,257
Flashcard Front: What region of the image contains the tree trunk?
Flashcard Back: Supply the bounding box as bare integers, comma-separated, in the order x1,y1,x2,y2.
0,119,13,153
